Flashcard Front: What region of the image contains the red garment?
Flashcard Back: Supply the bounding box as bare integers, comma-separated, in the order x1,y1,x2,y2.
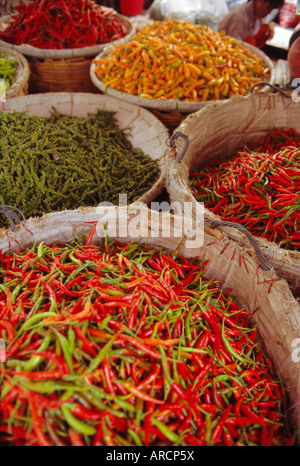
245,24,271,48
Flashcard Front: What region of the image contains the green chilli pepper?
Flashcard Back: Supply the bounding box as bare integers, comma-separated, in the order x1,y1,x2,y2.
61,404,97,436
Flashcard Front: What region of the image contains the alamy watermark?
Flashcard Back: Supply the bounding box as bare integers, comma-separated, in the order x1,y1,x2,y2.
95,195,205,249
291,78,300,103
291,338,300,363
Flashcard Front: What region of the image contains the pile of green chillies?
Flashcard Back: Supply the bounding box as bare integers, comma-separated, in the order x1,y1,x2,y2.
0,53,18,91
0,109,160,227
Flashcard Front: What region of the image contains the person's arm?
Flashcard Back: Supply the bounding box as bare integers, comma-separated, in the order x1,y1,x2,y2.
267,21,275,39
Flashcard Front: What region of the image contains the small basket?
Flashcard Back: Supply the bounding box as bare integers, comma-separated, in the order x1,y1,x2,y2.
0,45,29,98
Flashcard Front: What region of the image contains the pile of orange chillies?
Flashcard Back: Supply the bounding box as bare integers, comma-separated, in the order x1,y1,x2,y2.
93,18,270,102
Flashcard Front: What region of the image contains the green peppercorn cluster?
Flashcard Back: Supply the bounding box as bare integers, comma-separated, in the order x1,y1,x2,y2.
0,109,160,227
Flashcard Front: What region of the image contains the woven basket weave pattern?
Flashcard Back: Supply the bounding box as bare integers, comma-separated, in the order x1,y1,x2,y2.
28,57,99,93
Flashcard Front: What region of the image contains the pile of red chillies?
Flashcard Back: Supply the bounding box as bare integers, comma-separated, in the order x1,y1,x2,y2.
0,0,128,49
0,227,295,446
190,128,300,250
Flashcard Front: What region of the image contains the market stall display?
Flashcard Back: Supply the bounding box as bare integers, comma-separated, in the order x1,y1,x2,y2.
91,18,274,113
0,0,133,92
0,206,299,446
0,45,29,98
0,92,169,225
166,92,300,293
0,0,299,449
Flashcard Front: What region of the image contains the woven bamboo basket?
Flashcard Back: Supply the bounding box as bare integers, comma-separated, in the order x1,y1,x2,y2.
0,92,169,209
0,204,299,441
166,92,300,293
0,44,29,98
27,56,100,94
0,10,133,93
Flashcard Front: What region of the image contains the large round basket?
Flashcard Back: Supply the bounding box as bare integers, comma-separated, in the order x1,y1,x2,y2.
0,92,169,210
0,11,134,93
90,41,275,114
0,205,299,442
0,44,29,98
166,92,300,293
